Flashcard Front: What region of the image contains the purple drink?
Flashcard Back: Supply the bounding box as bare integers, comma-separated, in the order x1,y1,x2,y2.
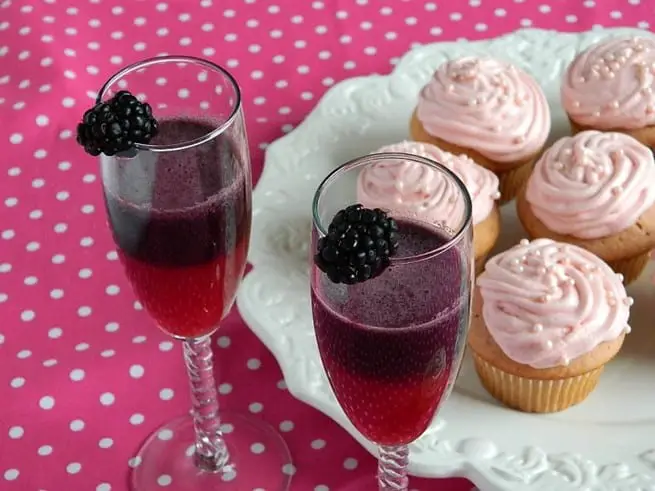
311,219,469,445
104,118,251,338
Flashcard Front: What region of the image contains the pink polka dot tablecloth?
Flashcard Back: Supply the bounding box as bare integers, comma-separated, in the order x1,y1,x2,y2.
0,0,651,490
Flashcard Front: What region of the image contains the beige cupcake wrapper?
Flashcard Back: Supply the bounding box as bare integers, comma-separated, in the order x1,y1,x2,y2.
471,352,604,413
497,160,533,204
474,253,489,277
607,251,650,285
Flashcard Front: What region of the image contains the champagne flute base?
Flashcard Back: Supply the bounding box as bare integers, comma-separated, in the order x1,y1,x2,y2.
129,412,292,491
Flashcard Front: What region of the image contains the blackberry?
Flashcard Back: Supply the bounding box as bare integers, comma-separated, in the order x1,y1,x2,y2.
315,204,399,285
76,90,159,157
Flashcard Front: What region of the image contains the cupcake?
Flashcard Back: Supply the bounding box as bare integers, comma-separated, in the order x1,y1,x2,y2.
561,36,655,147
469,238,631,413
358,141,501,274
410,56,551,203
516,130,655,284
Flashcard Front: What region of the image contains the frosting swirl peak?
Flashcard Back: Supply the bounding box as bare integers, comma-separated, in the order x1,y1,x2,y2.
477,239,630,369
357,141,500,226
561,36,655,130
416,56,551,163
525,130,655,239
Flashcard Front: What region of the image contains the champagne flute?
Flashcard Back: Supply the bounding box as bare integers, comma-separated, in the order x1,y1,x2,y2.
310,153,473,489
94,56,292,490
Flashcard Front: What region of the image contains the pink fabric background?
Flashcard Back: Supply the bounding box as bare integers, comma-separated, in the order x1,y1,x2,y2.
0,0,651,489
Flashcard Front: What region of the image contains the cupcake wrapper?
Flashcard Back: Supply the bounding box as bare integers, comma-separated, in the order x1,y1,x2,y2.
607,251,650,285
474,253,489,277
497,161,533,204
471,352,604,413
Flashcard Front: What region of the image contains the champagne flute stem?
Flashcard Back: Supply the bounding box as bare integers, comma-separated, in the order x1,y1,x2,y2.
183,335,230,472
377,444,409,490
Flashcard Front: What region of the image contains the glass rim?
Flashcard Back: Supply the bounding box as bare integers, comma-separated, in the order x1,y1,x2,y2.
96,55,242,154
311,152,473,264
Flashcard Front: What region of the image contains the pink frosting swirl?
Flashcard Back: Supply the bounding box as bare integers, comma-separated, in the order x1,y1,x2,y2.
357,141,500,226
525,130,655,239
562,36,655,130
416,56,551,163
477,238,631,369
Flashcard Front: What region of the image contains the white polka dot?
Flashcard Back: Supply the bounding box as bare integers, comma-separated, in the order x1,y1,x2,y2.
75,342,90,352
128,456,142,468
97,484,111,491
251,70,263,79
80,237,94,247
67,462,81,474
133,301,143,311
57,161,71,171
475,23,488,31
38,445,53,456
4,469,19,480
177,88,190,99
35,115,49,126
42,359,58,367
99,437,113,448
311,439,326,449
62,97,75,107
130,413,145,425
250,443,265,454
583,0,595,6
609,10,622,19
70,369,85,381
247,358,261,370
32,178,45,188
315,486,329,491
279,420,294,432
282,464,296,476
201,23,214,32
101,349,115,358
7,167,20,176
294,40,307,48
50,288,64,299
159,341,174,352
1,229,14,239
70,419,85,431
106,250,118,261
79,268,92,279
26,241,40,252
104,284,120,296
81,204,95,214
217,336,231,348
249,402,263,413
565,14,578,23
24,276,37,286
159,388,174,400
78,306,92,317
449,12,462,20
218,383,232,394
8,426,24,438
344,458,358,470
157,475,172,486
48,327,63,338
129,365,145,378
39,396,55,410
100,393,115,405
520,18,533,27
17,349,31,359
132,335,146,344
9,133,23,144
0,263,12,273
158,429,173,440
538,4,551,13
21,310,35,322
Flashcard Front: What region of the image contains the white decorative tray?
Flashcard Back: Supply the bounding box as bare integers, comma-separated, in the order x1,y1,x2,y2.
236,28,655,491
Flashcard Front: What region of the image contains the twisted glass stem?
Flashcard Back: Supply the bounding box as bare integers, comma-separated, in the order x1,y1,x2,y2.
183,335,230,472
377,445,409,490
